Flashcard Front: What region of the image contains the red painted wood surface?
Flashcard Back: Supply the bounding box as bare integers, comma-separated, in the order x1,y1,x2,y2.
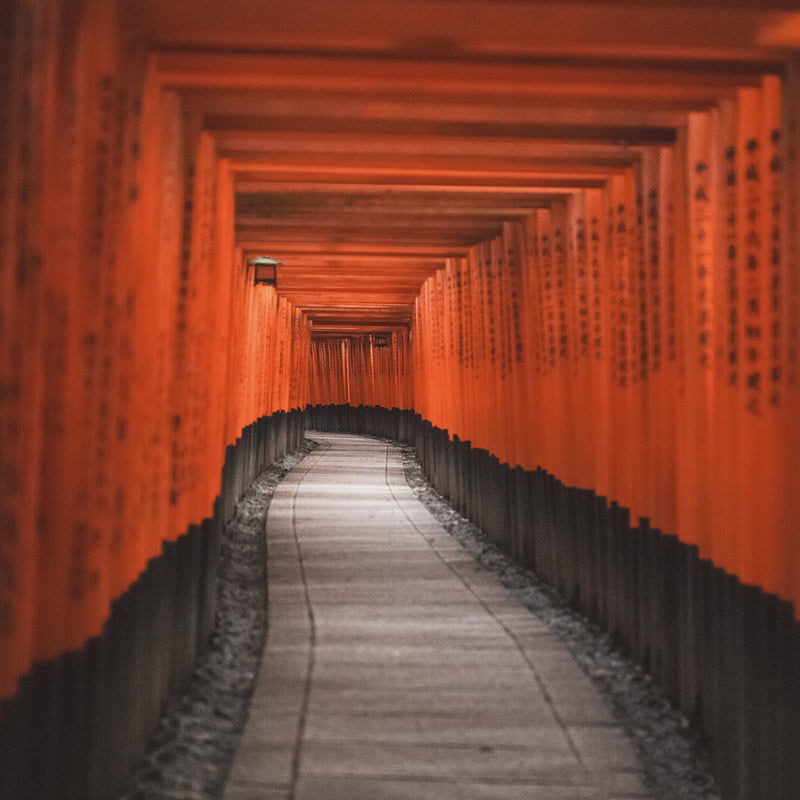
3,0,800,704
410,76,800,618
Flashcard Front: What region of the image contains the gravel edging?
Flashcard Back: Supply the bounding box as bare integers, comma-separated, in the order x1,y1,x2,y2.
117,440,318,800
399,441,722,800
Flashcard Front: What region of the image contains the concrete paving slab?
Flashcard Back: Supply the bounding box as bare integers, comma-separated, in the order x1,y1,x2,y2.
312,628,519,649
308,586,476,604
304,687,559,718
223,433,653,800
310,642,529,667
262,629,312,649
302,713,572,748
248,686,306,716
224,784,290,800
234,712,302,746
297,740,592,781
599,770,653,795
568,725,645,770
293,777,609,800
517,634,590,660
226,741,295,785
307,662,540,691
311,605,514,628
546,695,621,726
300,563,456,584
249,675,307,707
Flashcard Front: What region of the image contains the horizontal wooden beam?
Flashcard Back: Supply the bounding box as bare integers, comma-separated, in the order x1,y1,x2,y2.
235,224,505,247
182,87,690,129
285,293,419,306
239,242,466,258
127,0,795,64
208,115,680,144
310,325,410,336
219,130,649,161
235,190,568,215
155,51,774,97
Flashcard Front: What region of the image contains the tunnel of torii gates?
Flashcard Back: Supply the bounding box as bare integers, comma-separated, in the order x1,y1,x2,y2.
4,1,800,799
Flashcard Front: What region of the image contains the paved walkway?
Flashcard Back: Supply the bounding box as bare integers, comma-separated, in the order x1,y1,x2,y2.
223,433,653,800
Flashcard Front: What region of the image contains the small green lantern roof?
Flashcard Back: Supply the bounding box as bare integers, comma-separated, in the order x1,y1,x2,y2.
247,256,284,266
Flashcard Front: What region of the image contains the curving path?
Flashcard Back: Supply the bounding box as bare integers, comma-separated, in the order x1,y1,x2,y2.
223,433,654,800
